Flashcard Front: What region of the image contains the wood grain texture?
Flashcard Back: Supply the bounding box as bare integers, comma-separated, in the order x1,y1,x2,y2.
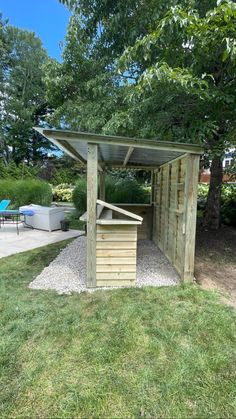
96,241,137,249
95,221,138,286
96,257,136,265
87,143,97,287
97,219,141,225
182,154,200,282
99,171,106,201
96,264,136,272
153,153,199,282
97,224,136,233
96,249,136,257
97,199,143,221
96,272,136,280
97,233,137,241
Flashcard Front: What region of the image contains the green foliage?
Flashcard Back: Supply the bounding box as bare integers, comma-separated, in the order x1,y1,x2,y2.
0,179,52,208
0,160,39,179
52,183,73,202
106,176,150,204
0,22,55,166
72,178,87,214
116,2,236,149
65,209,86,230
50,156,84,185
221,184,236,226
72,175,150,214
0,240,236,417
51,168,77,186
52,0,236,226
198,183,236,226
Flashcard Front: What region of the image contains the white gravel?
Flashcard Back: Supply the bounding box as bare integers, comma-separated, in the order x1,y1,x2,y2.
29,235,180,294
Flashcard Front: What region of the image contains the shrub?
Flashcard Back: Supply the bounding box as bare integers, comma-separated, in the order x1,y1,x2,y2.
72,176,150,215
221,184,236,226
106,176,150,204
198,183,236,226
0,179,52,208
72,178,87,214
197,183,209,212
52,183,73,202
0,160,39,179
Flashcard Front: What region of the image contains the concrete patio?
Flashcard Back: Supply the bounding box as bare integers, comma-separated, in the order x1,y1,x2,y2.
0,224,82,259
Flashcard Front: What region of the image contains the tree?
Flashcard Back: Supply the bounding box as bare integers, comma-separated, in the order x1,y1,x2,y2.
44,14,128,133
0,14,11,165
53,0,236,228
0,23,56,166
117,1,236,229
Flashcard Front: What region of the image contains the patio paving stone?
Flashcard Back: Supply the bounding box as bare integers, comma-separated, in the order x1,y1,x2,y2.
0,224,82,258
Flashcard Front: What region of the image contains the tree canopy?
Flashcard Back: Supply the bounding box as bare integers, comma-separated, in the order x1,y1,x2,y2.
0,20,56,165
46,0,236,228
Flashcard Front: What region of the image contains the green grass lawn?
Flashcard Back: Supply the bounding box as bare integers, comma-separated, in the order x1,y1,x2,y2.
0,241,236,418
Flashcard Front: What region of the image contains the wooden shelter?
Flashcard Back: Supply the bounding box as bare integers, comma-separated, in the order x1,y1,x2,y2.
35,128,203,287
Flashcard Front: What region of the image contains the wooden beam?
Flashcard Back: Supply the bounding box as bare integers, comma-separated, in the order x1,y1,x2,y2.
60,140,87,165
182,154,200,282
150,170,154,205
123,146,134,166
99,171,106,201
107,164,159,170
87,143,98,287
163,165,170,254
97,162,103,172
97,219,142,225
97,199,143,221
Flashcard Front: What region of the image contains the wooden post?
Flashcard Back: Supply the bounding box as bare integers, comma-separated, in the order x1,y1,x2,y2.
87,143,98,287
163,164,170,254
99,171,106,201
183,154,200,282
151,170,155,240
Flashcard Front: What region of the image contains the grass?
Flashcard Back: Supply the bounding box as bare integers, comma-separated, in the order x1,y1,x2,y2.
0,242,236,418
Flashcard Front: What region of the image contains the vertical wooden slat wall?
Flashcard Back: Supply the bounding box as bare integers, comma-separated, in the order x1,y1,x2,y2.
153,154,200,281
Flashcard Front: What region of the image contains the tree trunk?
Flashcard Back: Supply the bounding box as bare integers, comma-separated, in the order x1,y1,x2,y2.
203,155,223,229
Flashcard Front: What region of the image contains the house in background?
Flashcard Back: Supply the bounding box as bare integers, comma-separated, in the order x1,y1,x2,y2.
200,147,236,182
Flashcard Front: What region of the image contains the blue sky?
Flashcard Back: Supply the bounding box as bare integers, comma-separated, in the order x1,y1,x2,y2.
0,0,71,60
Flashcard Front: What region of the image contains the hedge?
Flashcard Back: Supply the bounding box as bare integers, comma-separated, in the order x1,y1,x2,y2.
0,179,52,208
198,183,236,226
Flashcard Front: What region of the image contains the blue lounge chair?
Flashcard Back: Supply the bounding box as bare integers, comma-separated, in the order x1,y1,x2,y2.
0,200,11,211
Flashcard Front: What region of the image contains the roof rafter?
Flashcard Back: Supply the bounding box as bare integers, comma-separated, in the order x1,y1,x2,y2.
123,146,134,167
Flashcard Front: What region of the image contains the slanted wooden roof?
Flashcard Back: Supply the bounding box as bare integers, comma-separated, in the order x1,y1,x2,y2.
34,127,203,170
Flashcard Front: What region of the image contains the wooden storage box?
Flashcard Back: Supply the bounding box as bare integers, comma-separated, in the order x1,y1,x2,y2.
80,200,143,287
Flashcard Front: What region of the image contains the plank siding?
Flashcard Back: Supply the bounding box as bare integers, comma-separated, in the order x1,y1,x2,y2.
96,223,137,286
153,154,199,282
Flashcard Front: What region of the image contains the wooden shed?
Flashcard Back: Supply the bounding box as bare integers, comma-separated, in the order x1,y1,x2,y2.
35,128,203,287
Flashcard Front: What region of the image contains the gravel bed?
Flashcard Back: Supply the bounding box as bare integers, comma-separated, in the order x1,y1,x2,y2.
29,235,180,294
